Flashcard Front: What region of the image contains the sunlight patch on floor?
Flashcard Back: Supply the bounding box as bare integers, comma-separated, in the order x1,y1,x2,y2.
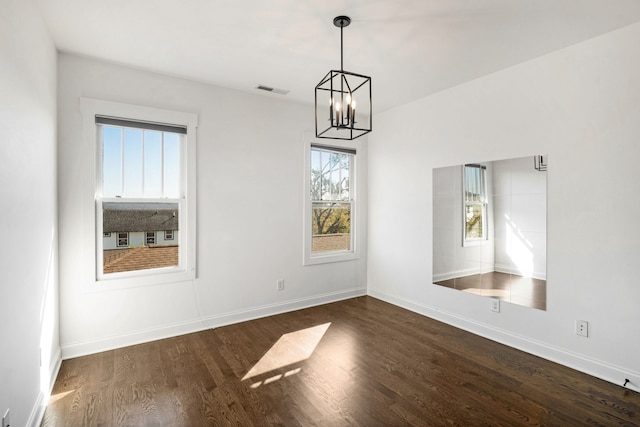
48,390,75,404
242,323,331,385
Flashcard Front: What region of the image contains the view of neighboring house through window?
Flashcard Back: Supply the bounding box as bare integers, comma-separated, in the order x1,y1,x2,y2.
310,145,354,254
116,232,128,247
463,164,488,242
98,116,184,276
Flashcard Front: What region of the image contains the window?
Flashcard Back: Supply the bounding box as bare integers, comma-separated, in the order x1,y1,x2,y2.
82,98,197,287
117,232,129,247
463,164,487,242
304,142,359,265
146,231,156,245
98,119,183,274
165,230,174,240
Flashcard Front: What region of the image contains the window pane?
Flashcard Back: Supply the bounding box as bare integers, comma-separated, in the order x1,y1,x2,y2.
143,130,163,196
163,133,181,198
123,129,143,196
103,202,179,274
310,150,322,200
464,165,486,202
320,151,329,199
465,204,484,239
102,126,122,197
311,202,351,253
340,161,350,201
330,152,339,200
311,149,351,202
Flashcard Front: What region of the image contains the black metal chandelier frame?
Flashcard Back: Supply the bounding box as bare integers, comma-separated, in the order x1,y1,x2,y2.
315,16,372,140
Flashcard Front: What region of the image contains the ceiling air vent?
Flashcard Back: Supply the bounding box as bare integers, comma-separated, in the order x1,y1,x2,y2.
256,85,289,95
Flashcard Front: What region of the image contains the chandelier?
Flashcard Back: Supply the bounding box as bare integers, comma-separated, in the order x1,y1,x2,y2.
315,16,372,140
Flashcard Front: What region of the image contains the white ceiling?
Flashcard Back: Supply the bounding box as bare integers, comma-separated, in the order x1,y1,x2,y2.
38,0,640,113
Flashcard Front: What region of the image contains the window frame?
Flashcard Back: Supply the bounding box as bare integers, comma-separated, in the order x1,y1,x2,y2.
304,139,361,265
81,98,197,289
165,230,174,240
145,231,156,245
462,164,488,245
116,232,129,247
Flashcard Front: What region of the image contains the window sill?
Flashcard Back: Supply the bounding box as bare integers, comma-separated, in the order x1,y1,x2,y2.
304,251,358,266
88,267,195,292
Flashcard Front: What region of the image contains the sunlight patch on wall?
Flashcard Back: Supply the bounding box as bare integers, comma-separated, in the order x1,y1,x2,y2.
505,215,533,278
40,228,57,395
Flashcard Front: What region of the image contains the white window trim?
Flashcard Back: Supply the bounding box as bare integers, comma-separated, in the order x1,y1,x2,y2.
81,98,197,290
303,137,362,265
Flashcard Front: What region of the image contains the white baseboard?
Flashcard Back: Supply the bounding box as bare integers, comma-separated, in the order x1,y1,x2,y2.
27,392,44,427
368,289,639,394
29,347,62,427
61,288,366,360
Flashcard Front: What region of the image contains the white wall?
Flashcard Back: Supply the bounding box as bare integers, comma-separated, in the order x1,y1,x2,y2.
368,22,640,391
0,0,59,425
57,54,367,358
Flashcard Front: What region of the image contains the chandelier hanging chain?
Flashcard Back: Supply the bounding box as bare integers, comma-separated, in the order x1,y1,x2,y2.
340,22,345,126
340,23,344,72
334,15,350,72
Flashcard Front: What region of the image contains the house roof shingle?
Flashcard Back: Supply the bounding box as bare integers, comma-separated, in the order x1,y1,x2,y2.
103,244,179,274
103,202,179,233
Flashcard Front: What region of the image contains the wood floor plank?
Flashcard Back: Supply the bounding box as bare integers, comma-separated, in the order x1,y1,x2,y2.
42,297,639,426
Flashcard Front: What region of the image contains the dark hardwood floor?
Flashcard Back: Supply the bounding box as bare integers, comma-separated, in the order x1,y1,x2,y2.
42,296,638,426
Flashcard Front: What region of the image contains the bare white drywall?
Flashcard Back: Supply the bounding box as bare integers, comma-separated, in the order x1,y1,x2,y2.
57,54,367,358
368,22,640,390
0,0,59,425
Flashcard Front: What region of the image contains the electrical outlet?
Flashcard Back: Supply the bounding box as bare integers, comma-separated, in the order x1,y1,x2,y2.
277,279,285,291
491,298,500,313
576,320,589,337
2,408,10,427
